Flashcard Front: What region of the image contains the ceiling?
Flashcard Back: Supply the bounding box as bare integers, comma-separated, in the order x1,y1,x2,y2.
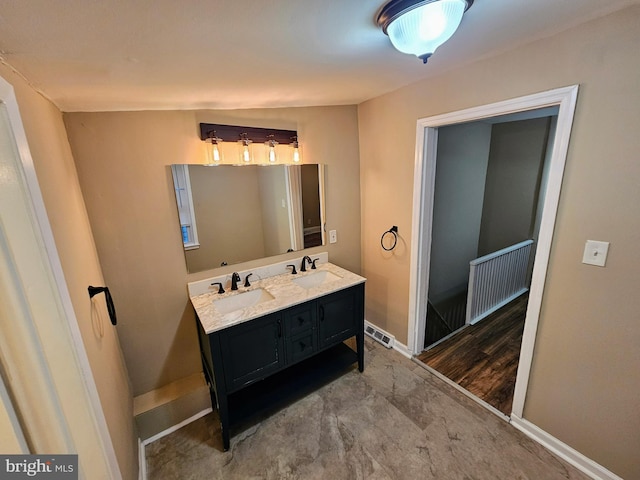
0,0,636,112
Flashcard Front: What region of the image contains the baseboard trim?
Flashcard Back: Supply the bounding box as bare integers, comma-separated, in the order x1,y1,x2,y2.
141,407,212,447
423,325,467,351
392,340,412,359
510,415,623,480
134,375,210,441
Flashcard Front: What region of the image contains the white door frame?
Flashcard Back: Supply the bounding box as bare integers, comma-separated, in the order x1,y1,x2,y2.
0,75,121,477
407,85,579,418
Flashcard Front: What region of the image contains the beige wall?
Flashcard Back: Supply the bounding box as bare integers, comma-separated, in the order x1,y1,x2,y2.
186,165,266,271
0,66,137,478
478,117,549,255
358,6,640,479
63,106,361,397
429,122,491,299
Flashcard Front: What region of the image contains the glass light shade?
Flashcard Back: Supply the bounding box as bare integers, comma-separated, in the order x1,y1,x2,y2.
205,137,223,165
265,138,279,163
386,0,466,62
290,137,301,163
238,136,253,163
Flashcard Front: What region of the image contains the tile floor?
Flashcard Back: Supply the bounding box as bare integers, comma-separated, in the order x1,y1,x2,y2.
145,338,590,479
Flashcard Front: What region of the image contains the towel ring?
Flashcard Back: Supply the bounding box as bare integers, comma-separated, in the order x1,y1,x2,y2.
381,226,398,251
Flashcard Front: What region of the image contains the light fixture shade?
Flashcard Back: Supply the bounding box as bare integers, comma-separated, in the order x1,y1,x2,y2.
378,0,471,63
290,136,301,163
205,134,223,165
238,133,254,163
265,136,279,163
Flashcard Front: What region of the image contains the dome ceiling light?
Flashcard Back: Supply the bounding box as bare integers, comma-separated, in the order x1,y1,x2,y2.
377,0,473,64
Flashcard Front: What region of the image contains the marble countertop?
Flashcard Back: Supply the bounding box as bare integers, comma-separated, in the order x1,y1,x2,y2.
191,262,366,334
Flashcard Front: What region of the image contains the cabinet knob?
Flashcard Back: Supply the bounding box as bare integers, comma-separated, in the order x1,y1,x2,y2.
299,341,306,349
298,317,305,325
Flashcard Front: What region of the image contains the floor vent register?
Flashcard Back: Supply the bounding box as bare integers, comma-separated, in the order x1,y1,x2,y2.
364,321,395,348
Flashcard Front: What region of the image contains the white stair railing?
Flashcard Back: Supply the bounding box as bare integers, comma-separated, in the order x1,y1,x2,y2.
466,239,533,325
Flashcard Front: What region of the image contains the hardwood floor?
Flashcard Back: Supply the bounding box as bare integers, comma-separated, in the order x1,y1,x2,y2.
417,294,528,415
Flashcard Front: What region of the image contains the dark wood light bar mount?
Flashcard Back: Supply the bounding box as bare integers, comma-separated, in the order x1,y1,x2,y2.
199,123,298,144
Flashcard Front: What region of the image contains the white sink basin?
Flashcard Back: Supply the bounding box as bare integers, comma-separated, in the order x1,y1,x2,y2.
213,288,274,314
292,270,341,289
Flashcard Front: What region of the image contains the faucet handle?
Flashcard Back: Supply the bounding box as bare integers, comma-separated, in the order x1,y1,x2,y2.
244,273,253,287
210,282,225,294
311,258,320,269
286,264,298,274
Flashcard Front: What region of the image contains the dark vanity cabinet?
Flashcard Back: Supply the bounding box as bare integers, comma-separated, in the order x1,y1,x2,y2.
196,283,364,451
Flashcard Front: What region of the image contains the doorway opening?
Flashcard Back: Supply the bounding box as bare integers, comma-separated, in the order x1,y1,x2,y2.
407,86,579,420
417,109,558,415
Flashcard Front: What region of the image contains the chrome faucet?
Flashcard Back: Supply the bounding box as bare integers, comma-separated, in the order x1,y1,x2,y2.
230,272,241,291
300,255,312,272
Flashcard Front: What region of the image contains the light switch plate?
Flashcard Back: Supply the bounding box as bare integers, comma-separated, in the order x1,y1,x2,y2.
582,240,609,267
329,230,337,244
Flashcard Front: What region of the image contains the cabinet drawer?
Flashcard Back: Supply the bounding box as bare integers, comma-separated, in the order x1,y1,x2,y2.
284,303,316,336
287,331,317,363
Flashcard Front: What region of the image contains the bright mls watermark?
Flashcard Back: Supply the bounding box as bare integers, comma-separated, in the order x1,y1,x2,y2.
0,455,77,479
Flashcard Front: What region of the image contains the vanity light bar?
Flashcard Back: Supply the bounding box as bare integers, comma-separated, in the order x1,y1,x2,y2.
199,123,298,145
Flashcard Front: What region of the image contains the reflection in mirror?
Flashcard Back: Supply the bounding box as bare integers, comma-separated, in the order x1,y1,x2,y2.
171,164,325,273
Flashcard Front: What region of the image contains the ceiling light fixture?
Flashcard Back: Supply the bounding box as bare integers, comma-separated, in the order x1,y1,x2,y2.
377,0,473,64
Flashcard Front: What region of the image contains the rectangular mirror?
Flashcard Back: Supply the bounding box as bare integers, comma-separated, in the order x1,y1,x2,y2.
171,164,325,273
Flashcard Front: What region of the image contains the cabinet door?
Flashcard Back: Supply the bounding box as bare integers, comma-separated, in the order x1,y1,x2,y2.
219,312,285,392
318,286,362,348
